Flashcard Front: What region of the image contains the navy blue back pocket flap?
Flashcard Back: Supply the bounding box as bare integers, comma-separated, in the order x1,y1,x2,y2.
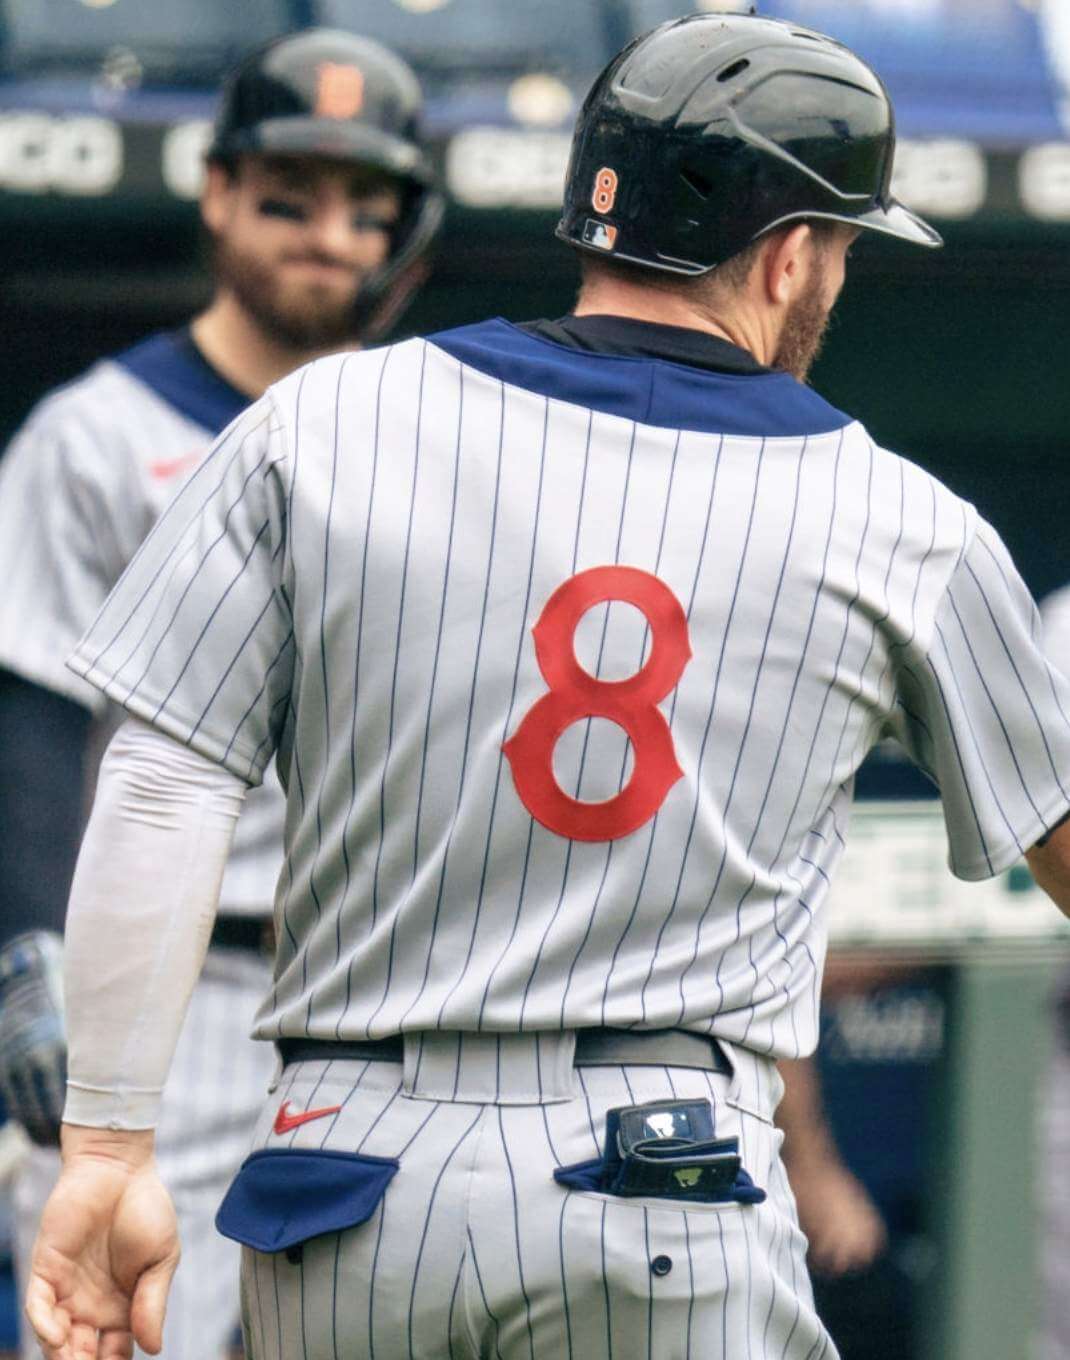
216,1148,399,1253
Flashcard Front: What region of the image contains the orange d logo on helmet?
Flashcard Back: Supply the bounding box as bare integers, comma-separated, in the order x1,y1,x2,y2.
315,62,365,119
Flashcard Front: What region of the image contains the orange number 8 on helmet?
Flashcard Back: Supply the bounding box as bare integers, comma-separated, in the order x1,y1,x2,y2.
592,167,619,214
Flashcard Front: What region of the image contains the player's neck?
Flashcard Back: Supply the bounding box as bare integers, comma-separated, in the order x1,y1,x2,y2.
191,294,359,399
574,279,772,366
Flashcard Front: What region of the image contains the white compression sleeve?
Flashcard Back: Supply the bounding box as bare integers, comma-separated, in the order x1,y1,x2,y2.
62,717,248,1130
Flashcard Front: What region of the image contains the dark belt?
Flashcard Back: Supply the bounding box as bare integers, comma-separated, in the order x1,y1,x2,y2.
277,1027,731,1074
210,914,275,954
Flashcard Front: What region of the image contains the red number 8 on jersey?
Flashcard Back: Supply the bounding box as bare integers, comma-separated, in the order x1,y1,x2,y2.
503,565,692,842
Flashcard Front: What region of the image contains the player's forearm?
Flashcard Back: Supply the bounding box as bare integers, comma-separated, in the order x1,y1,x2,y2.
63,717,247,1130
1026,814,1070,918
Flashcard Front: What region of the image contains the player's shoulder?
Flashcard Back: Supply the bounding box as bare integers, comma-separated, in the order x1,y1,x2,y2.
266,339,425,422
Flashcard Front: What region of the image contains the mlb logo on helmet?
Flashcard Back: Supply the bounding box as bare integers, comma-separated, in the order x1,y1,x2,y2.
582,219,618,251
315,62,365,119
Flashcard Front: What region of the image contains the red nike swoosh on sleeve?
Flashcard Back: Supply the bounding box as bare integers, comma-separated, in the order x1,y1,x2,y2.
273,1100,343,1134
149,449,203,480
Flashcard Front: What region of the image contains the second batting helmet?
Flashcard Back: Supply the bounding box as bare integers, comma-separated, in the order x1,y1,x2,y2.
209,28,444,327
557,12,941,275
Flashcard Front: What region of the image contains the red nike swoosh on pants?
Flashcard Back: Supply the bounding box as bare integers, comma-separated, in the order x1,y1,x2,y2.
273,1100,342,1134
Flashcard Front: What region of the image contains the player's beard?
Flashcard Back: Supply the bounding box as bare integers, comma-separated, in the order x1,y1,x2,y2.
772,268,833,384
214,235,366,351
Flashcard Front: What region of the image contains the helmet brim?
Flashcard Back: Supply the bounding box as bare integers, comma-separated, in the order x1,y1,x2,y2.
854,200,944,248
213,116,433,187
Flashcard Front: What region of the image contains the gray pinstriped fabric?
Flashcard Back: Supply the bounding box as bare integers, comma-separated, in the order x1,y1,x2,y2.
239,1038,830,1360
0,356,284,914
67,327,1070,1359
70,335,1070,1060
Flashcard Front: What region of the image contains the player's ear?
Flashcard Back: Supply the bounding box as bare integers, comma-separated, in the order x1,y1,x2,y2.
762,224,812,308
200,159,237,235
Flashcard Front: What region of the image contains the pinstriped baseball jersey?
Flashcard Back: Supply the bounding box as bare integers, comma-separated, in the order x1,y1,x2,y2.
69,318,1070,1059
0,331,284,914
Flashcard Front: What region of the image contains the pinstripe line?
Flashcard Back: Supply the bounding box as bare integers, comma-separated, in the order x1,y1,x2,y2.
683,1211,695,1360
299,1251,309,1360
475,397,551,1027
717,1212,730,1360
467,1229,506,1360
447,1250,466,1360
497,1107,537,1360
643,1207,654,1360
366,341,429,1031
334,346,391,1035
367,1194,389,1360
558,1194,576,1360
601,1199,614,1360
272,1251,283,1360
408,1108,483,1360
252,1248,268,1360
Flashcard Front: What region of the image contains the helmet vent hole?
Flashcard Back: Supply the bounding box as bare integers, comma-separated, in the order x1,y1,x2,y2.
717,58,750,82
680,167,714,200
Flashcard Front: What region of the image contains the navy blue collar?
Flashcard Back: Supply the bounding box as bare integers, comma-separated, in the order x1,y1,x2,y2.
428,317,851,439
114,329,252,436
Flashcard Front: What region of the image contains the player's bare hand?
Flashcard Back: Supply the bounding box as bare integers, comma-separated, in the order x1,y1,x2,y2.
793,1160,887,1277
25,1126,179,1359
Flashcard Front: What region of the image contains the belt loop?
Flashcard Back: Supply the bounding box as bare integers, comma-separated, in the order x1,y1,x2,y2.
401,1031,577,1104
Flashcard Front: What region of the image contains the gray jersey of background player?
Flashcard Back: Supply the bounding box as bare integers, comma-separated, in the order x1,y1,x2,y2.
0,26,442,1360
24,15,1070,1360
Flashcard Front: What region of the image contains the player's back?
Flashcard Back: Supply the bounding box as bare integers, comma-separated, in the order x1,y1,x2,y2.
76,318,1042,1058
253,320,978,1056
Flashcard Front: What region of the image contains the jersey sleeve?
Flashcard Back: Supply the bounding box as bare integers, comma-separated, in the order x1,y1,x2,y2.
888,516,1070,880
0,399,133,714
67,396,294,785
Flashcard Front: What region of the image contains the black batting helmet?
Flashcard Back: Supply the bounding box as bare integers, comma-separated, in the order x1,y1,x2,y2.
209,28,444,329
557,12,941,275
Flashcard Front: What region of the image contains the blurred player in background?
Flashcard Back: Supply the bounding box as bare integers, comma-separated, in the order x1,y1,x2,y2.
0,26,441,1358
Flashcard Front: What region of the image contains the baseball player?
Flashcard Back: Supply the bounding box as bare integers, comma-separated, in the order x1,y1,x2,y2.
23,13,1070,1360
0,27,440,1359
